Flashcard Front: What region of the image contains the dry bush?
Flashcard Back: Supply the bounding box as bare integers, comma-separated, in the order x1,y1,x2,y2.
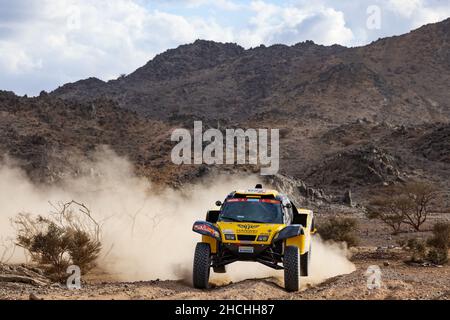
399,222,449,264
0,237,15,264
367,195,409,234
427,248,448,265
427,222,450,264
402,182,439,231
13,201,102,279
404,238,427,263
367,181,439,233
427,222,450,249
317,217,359,247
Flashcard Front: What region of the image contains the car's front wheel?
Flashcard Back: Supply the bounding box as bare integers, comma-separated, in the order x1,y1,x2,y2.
193,242,211,289
284,245,301,292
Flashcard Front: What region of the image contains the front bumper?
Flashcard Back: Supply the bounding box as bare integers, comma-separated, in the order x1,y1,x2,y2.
222,243,270,259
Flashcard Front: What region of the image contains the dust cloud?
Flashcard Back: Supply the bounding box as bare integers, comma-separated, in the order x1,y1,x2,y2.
210,236,355,289
0,148,354,286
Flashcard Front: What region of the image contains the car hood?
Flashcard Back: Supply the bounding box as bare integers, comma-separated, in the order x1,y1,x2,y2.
216,221,285,243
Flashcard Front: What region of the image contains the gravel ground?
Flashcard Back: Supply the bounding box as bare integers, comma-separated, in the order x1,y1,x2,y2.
1,250,448,300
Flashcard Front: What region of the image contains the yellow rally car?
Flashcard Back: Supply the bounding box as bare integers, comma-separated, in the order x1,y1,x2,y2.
192,184,316,292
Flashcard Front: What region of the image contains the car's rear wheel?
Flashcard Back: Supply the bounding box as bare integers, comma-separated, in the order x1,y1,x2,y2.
284,245,301,292
193,242,211,289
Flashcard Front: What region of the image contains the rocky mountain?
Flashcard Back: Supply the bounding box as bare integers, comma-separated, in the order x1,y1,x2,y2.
1,19,449,200
52,19,450,126
0,91,184,184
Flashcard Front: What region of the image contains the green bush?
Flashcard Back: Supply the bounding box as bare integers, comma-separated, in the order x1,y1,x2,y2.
401,222,450,265
405,238,427,263
427,248,448,265
427,222,450,249
317,217,359,247
427,222,450,264
13,201,102,280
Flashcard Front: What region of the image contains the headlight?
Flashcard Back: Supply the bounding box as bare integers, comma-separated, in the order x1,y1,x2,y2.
225,234,236,240
257,235,269,242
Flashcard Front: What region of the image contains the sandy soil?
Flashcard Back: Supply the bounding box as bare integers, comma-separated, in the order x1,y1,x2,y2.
1,251,448,300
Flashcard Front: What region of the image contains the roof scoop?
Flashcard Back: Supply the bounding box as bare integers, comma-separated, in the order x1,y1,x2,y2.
255,184,263,189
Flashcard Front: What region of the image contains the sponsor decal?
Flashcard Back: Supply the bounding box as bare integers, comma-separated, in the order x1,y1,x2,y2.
226,198,281,204
225,198,281,204
226,198,247,202
237,224,259,230
260,199,281,204
247,188,266,193
194,223,215,235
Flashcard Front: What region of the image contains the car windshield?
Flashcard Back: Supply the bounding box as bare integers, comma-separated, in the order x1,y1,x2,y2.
219,199,283,224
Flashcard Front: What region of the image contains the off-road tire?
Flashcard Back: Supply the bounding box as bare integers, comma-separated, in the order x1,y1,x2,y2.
284,245,301,292
300,245,311,276
213,265,226,273
193,242,211,289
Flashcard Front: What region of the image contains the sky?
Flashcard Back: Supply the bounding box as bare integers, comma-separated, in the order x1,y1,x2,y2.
0,0,449,96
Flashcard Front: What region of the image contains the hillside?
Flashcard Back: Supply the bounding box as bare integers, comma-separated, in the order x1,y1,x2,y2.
52,19,450,126
0,19,448,200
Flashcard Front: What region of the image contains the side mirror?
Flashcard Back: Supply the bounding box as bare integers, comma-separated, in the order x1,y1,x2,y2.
215,200,222,207
311,228,317,235
206,210,220,223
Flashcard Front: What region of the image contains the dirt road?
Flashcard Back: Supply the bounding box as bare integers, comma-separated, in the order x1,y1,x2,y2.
1,253,449,300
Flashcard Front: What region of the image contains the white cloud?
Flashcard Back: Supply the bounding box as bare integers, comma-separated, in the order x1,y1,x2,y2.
0,0,234,95
387,0,424,17
0,0,448,95
184,0,242,11
238,1,354,47
386,0,450,27
0,43,42,74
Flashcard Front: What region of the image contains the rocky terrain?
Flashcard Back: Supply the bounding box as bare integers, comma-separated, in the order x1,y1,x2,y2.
52,19,450,126
0,19,449,300
1,245,449,300
0,18,448,201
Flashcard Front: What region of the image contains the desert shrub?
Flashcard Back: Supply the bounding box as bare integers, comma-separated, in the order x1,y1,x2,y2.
401,182,439,231
400,222,450,264
404,238,427,263
67,228,101,271
13,201,102,280
0,237,15,264
427,222,450,249
367,195,409,234
367,181,439,232
426,222,450,264
317,217,359,247
427,248,448,264
16,217,71,275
